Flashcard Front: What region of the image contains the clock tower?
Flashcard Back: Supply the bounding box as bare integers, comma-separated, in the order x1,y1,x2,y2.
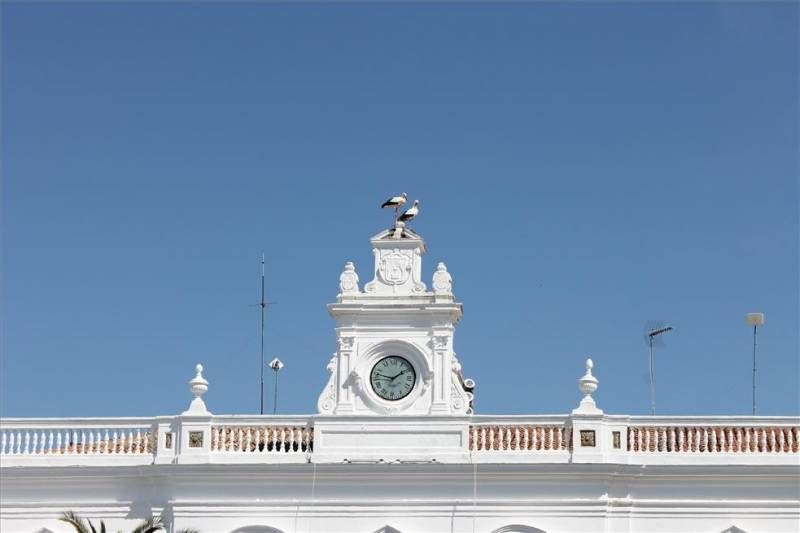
317,221,474,416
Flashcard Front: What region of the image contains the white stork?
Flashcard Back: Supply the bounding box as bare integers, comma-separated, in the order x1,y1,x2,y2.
397,199,419,223
381,192,408,213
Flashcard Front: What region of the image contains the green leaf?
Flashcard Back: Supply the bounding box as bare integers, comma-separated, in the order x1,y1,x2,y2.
59,511,91,533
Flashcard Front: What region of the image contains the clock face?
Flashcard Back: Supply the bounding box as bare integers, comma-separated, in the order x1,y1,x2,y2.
370,356,416,401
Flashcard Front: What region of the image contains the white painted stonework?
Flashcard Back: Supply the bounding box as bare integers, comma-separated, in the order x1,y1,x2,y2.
1,223,798,533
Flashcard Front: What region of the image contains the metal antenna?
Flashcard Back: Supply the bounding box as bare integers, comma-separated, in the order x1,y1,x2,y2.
747,313,765,415
647,326,673,415
260,255,266,415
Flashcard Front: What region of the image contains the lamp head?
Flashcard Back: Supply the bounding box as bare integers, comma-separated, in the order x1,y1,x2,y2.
746,312,765,327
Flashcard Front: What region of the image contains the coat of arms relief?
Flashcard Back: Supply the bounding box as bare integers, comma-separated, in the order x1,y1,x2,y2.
378,250,412,286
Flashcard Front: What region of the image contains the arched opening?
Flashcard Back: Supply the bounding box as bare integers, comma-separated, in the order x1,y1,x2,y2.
491,526,546,533
231,527,284,533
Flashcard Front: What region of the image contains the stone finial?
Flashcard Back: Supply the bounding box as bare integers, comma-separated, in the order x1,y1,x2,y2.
572,358,602,415
432,262,452,295
183,363,211,415
339,262,360,295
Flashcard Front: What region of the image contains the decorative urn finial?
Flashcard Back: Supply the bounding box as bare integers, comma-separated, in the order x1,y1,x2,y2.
183,363,211,415
572,357,602,415
432,262,453,295
339,261,360,295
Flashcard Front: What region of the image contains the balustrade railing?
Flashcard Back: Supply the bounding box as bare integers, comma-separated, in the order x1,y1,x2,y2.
469,418,570,452
0,419,156,456
626,425,798,454
211,424,313,454
1,416,797,463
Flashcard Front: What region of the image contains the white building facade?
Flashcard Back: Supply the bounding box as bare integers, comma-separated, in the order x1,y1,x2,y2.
2,223,799,533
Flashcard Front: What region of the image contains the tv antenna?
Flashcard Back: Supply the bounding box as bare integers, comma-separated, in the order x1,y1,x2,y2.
646,325,673,415
258,255,276,415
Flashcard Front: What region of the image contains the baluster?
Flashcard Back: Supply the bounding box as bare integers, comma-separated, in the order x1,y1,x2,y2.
744,428,751,452
768,428,776,452
644,427,651,452
485,427,492,451
244,427,252,452
668,427,675,452
1,431,6,455
758,428,766,452
778,428,786,452
635,427,642,452
33,432,41,455
787,427,795,453
511,427,518,451
55,431,63,454
709,427,717,452
22,432,30,455
725,428,732,452
675,427,683,452
210,427,217,451
658,427,665,451
9,432,16,455
88,431,95,455
734,428,741,452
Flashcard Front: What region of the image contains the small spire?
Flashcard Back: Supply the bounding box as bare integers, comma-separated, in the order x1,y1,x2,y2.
572,357,602,415
183,363,211,415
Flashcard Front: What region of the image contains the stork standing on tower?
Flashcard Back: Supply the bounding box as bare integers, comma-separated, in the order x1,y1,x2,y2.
398,199,419,224
381,192,408,219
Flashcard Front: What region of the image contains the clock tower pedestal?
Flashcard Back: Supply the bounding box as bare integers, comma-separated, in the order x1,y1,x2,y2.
313,222,474,462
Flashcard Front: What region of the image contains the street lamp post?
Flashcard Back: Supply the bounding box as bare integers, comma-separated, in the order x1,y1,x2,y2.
269,357,284,415
746,313,765,415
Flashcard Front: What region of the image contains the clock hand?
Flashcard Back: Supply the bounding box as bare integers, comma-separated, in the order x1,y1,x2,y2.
390,369,409,381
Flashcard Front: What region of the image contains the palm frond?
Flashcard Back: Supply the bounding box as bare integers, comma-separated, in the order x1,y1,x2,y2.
131,515,164,533
59,511,91,533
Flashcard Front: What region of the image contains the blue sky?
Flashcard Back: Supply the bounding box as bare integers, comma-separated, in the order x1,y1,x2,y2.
2,3,797,418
